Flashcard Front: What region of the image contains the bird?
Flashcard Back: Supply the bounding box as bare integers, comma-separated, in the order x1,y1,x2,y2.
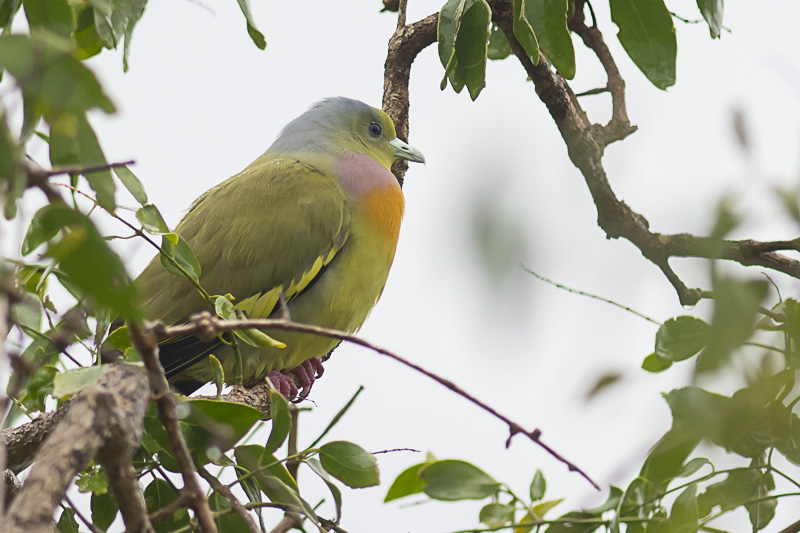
133,97,425,397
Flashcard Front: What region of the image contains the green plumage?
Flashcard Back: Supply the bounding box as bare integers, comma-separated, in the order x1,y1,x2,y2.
134,98,424,394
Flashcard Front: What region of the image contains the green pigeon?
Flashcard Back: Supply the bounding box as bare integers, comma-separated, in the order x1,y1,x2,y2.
135,97,424,396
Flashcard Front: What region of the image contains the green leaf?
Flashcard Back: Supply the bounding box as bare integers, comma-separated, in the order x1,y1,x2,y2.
697,276,768,373
53,364,106,398
384,461,429,502
109,0,146,71
438,0,467,92
454,0,491,100
639,426,701,495
233,326,285,349
136,204,170,234
11,292,42,331
748,497,776,531
208,354,224,399
420,459,499,501
585,372,621,399
583,486,621,515
530,468,546,501
35,205,139,318
57,508,79,533
512,0,540,62
234,445,321,525
319,440,380,489
0,0,23,31
676,457,711,478
696,0,723,39
265,387,291,454
665,484,698,530
114,165,147,204
515,512,536,533
72,4,105,59
76,466,107,494
236,465,263,506
1,111,24,219
525,0,575,78
183,399,264,461
93,8,115,48
22,203,77,255
487,24,511,60
106,325,132,351
208,491,251,532
655,316,710,362
234,445,298,492
609,0,676,89
23,0,73,38
697,467,769,520
480,502,515,527
144,479,190,533
306,457,344,524
642,351,672,373
0,33,116,120
214,294,235,318
665,384,795,460
532,498,563,518
50,112,116,210
19,364,57,412
160,233,201,281
91,490,119,530
437,0,462,68
235,0,266,50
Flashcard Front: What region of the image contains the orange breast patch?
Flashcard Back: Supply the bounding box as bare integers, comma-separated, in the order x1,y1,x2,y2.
358,184,405,242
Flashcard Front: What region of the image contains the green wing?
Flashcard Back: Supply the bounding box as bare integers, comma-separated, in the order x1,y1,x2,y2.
135,156,351,365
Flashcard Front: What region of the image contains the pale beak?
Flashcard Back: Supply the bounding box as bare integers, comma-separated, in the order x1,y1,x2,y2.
389,137,426,164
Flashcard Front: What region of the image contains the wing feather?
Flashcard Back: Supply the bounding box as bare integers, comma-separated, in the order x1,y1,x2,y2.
135,157,351,380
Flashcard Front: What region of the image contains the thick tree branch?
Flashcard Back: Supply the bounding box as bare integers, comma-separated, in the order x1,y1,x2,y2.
1,402,71,474
568,0,637,144
128,323,219,533
485,0,800,304
382,13,438,186
5,364,150,533
377,0,797,306
105,458,154,533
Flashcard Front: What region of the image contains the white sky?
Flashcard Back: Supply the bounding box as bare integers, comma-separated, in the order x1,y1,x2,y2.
6,0,800,531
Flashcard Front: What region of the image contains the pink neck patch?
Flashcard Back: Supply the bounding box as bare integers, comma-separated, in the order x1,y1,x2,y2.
336,152,399,201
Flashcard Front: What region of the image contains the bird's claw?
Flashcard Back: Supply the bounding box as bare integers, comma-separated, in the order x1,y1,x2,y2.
267,359,325,400
267,370,298,398
292,358,325,400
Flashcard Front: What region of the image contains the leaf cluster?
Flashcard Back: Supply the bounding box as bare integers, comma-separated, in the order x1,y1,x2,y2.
436,0,723,99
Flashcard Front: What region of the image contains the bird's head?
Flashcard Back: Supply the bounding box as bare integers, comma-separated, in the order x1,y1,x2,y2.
268,97,425,170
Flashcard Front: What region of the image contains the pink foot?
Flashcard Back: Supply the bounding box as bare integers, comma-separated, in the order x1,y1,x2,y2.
268,370,298,398
291,359,325,399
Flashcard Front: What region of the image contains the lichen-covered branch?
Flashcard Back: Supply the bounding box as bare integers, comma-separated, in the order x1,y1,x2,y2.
4,364,150,533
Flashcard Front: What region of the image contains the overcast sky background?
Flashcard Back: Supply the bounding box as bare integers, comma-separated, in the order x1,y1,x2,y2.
6,0,800,531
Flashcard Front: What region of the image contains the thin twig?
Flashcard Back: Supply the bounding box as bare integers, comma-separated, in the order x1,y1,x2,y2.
396,0,408,29
128,323,219,533
269,405,304,533
523,266,661,325
147,492,192,524
64,495,105,533
159,315,601,490
37,160,136,178
198,466,260,533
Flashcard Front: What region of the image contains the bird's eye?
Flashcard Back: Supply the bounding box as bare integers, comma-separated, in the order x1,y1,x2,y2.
368,122,382,137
